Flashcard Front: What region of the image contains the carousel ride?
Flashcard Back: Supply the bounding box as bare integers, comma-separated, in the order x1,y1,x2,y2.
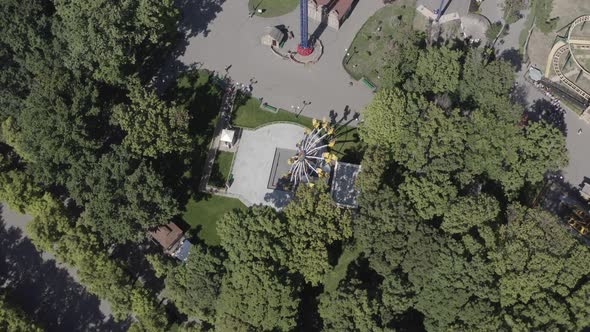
287,119,339,187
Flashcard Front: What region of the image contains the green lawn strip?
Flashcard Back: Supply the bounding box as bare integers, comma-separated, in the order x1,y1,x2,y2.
182,196,246,246
248,0,299,18
323,243,363,293
343,0,416,85
233,97,313,128
209,151,234,188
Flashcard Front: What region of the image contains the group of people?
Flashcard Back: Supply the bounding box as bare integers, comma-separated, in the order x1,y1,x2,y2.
221,84,237,127
530,80,576,133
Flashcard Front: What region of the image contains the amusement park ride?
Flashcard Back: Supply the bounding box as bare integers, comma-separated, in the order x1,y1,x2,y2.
288,119,338,186
566,204,590,236
297,0,314,56
434,0,446,22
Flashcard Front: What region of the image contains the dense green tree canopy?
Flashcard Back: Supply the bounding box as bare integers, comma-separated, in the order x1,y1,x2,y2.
414,46,461,94
114,81,191,157
0,1,584,329
319,280,385,332
349,43,578,331
215,261,300,332
157,245,225,323
79,149,180,243
53,0,178,84
283,182,352,285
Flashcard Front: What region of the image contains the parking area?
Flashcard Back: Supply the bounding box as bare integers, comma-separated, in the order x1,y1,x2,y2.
228,123,305,209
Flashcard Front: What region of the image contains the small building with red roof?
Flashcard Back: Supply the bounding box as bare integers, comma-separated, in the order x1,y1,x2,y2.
309,0,355,30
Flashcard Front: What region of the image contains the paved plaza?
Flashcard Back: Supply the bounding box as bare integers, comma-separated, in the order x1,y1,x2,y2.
178,0,382,120
228,123,305,209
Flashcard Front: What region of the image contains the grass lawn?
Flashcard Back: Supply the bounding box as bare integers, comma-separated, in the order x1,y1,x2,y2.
343,0,416,85
233,96,313,129
248,0,299,18
323,243,363,293
209,151,234,188
183,196,246,246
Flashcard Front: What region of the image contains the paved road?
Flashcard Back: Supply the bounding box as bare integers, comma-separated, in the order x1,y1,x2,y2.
177,0,382,120
0,204,127,332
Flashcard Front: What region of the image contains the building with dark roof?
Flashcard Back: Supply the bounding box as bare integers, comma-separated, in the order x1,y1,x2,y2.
331,161,361,208
149,223,191,261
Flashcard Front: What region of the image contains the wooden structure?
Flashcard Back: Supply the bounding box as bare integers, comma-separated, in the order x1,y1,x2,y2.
149,223,191,261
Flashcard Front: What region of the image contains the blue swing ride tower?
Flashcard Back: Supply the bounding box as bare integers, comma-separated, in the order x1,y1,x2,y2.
297,0,314,56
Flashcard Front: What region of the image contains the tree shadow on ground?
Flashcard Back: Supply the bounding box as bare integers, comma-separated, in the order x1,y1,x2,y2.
177,0,226,39
263,190,294,209
152,0,227,90
499,48,522,72
0,212,129,332
527,99,567,135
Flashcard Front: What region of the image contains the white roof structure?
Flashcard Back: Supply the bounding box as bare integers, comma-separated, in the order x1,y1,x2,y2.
220,129,235,143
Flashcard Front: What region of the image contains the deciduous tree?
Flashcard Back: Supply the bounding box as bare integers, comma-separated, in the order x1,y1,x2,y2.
114,81,191,157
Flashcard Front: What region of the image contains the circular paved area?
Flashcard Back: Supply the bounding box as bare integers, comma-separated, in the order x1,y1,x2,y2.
228,123,305,209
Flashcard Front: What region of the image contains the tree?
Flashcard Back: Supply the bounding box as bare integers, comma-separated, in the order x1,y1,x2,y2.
215,261,300,332
79,148,180,243
53,0,179,84
360,88,427,149
355,146,391,197
162,244,225,322
3,67,110,185
129,288,169,332
441,194,500,234
459,49,514,106
0,294,43,332
413,46,461,94
217,206,289,265
283,182,353,285
380,39,420,89
0,170,44,214
514,121,568,186
114,81,191,157
399,173,457,220
495,205,590,309
319,281,384,332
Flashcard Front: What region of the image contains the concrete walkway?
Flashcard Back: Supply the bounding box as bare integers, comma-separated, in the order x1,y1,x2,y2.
178,1,383,120
228,123,305,209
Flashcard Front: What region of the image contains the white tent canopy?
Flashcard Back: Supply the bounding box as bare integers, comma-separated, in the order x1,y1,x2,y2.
220,129,235,143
